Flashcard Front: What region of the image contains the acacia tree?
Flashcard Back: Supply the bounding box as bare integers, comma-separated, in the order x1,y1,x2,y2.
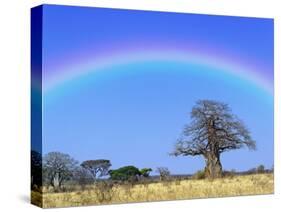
43,152,78,189
171,100,256,179
81,159,111,181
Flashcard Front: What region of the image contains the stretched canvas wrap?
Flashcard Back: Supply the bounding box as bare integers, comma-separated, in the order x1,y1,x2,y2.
31,4,274,208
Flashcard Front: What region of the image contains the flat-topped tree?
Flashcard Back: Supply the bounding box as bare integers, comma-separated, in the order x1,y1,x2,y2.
171,100,256,178
81,159,111,180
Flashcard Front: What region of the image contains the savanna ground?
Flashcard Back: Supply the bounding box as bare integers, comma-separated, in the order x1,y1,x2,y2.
31,173,274,208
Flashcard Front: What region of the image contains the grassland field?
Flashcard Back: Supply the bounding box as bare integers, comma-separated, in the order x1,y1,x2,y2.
31,173,274,208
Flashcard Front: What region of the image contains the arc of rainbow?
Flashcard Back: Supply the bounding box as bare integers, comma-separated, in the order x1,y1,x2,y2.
42,48,273,96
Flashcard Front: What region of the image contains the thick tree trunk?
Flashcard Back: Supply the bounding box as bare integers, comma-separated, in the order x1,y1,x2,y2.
205,118,223,179
204,152,222,179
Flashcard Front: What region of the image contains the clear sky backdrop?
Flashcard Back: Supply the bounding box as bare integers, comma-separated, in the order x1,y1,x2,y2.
37,5,273,174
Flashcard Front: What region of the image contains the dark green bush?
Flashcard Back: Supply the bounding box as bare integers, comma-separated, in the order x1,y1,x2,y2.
109,166,141,181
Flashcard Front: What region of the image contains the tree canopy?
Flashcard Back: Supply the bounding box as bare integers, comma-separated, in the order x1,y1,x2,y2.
43,152,78,189
109,166,141,181
171,100,256,178
81,159,111,180
140,168,153,177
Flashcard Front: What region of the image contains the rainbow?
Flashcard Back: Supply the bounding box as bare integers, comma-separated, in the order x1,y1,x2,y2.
43,44,273,96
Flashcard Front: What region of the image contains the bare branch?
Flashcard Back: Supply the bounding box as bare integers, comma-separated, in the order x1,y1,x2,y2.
171,99,256,156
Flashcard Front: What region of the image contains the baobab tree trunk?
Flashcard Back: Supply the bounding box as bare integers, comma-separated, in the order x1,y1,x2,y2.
204,118,223,178
204,152,222,179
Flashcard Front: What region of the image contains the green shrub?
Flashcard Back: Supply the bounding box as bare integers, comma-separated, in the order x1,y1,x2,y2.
109,166,141,181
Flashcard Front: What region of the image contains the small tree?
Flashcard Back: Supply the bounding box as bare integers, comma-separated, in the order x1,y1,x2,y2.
156,167,170,181
73,167,92,190
140,168,152,178
257,165,265,173
43,152,78,190
171,100,256,179
81,159,111,181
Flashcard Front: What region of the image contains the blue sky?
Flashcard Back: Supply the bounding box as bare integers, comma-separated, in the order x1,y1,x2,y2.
35,5,274,174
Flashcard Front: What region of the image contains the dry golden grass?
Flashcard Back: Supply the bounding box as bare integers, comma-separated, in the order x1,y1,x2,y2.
36,173,273,208
31,190,43,207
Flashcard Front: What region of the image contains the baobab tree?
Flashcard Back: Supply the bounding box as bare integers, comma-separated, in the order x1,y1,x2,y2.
43,152,78,189
171,100,256,178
